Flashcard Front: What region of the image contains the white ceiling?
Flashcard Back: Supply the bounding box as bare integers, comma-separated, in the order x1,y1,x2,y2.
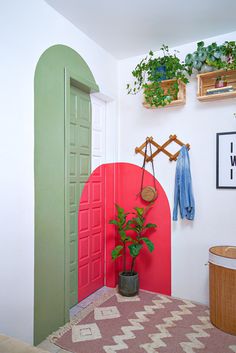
45,0,236,59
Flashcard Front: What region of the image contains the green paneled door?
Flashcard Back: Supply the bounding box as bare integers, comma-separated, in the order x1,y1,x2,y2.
66,85,91,308
34,45,98,345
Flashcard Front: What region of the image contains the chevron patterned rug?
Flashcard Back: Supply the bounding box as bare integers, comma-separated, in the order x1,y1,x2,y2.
50,289,236,353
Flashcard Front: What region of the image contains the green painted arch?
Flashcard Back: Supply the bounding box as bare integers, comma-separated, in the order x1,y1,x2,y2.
35,44,99,92
34,44,99,345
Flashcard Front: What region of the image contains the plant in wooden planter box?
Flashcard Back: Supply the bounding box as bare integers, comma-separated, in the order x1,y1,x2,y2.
110,204,157,296
215,75,227,88
127,45,189,107
185,41,236,74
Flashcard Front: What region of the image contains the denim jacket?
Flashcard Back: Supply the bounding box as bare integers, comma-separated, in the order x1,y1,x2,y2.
173,146,195,221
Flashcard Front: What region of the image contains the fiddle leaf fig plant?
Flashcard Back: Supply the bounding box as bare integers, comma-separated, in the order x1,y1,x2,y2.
110,205,157,275
128,206,156,273
127,44,189,107
110,204,133,273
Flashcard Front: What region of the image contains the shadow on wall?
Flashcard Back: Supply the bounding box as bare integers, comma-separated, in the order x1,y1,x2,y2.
78,162,171,296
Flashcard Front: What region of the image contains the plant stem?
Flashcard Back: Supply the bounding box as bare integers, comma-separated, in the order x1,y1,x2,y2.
131,257,136,274
123,242,126,273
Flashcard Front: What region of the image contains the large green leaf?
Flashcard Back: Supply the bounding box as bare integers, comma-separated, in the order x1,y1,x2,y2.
197,41,204,48
109,219,119,226
185,53,193,65
115,204,125,224
115,204,131,227
119,229,127,241
111,245,123,260
144,223,157,229
128,243,142,257
141,237,154,252
134,207,144,216
115,204,124,215
132,217,143,227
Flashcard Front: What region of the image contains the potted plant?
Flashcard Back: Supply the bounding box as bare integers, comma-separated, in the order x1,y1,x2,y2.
126,44,189,107
185,41,224,74
215,76,227,88
110,204,157,296
185,40,236,74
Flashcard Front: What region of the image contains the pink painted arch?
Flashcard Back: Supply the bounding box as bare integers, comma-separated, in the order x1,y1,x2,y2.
78,162,171,299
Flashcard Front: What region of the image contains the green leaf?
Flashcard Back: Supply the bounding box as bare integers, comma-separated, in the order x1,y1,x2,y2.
141,237,154,252
198,50,207,62
214,50,221,59
144,223,157,229
193,59,202,70
115,204,123,212
119,229,127,241
132,216,143,227
128,244,143,257
125,236,132,242
185,53,193,65
109,219,119,226
134,207,144,216
132,228,140,234
111,245,123,259
197,41,205,48
115,204,125,218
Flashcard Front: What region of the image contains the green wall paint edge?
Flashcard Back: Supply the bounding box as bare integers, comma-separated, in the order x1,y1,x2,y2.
34,44,99,345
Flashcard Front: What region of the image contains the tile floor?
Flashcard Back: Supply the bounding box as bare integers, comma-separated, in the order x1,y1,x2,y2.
37,286,110,353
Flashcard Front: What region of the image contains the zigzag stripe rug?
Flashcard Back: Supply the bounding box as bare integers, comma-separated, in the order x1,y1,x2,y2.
50,289,236,353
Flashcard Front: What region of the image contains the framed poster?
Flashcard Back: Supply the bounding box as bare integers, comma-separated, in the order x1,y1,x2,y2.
216,132,236,189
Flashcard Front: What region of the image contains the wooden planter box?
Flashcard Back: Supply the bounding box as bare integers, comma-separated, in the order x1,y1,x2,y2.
197,69,236,101
143,79,186,108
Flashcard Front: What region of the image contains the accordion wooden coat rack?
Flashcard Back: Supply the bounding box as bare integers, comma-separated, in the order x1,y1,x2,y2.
135,135,190,162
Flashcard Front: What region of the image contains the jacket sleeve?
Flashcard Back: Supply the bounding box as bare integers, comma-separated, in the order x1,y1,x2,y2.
173,146,195,221
182,148,195,220
172,152,181,221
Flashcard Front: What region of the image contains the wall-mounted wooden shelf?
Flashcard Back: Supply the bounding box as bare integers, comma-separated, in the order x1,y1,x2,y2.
197,69,236,102
143,79,186,108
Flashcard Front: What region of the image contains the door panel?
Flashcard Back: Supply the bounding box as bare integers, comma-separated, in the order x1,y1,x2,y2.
91,96,106,172
78,168,105,302
66,85,91,308
77,97,106,302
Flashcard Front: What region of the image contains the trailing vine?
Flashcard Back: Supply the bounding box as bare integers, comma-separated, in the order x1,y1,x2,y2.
127,45,189,107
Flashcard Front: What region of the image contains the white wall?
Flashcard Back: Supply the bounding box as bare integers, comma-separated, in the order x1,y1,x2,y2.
1,0,235,343
118,31,236,305
0,0,118,344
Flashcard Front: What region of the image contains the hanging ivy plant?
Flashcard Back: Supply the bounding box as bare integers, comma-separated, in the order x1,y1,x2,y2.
127,45,190,108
